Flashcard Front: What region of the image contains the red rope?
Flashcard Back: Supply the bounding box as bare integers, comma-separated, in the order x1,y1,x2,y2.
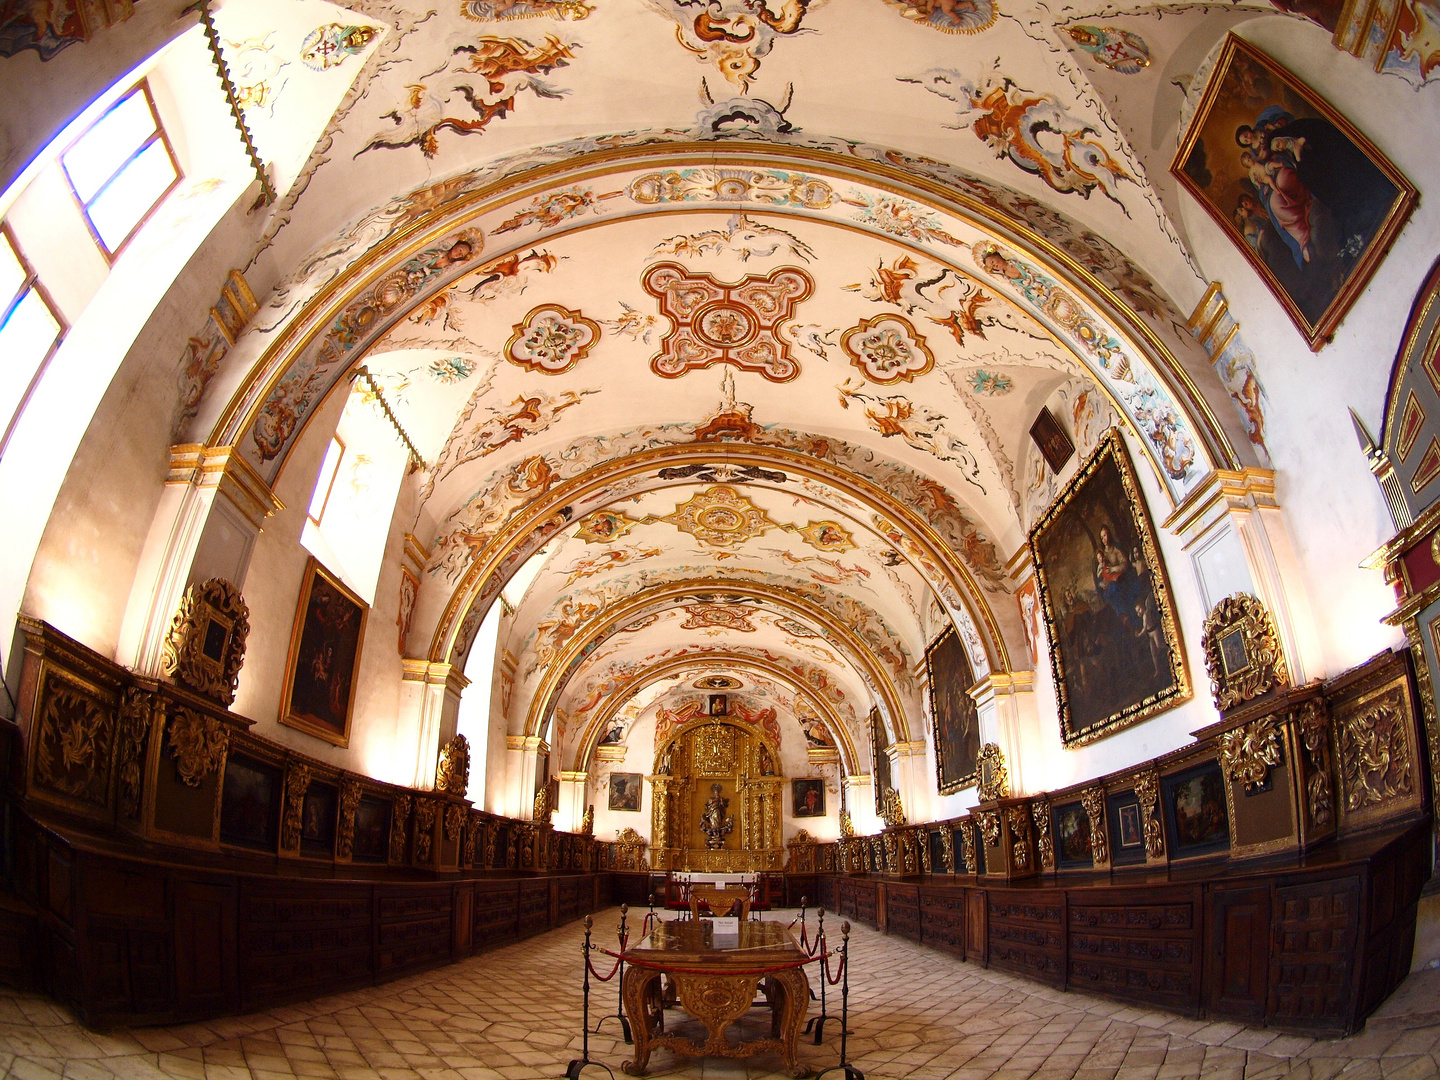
596,947,830,977
587,949,623,982
822,948,847,986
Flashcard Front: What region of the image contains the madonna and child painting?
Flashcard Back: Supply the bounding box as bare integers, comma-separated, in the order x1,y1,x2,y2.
1174,34,1414,349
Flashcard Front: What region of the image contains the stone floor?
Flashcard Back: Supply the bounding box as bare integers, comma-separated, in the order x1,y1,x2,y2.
1,909,1438,1080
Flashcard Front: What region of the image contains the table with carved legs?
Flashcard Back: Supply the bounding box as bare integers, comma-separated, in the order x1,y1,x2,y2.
619,920,811,1078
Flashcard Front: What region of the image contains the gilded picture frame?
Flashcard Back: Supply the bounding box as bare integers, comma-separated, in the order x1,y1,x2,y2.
1029,428,1191,746
1171,34,1417,350
1200,593,1289,712
279,557,369,748
927,626,981,795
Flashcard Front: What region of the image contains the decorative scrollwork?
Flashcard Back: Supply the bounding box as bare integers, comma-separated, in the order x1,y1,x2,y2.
444,802,466,842
881,789,907,828
940,823,955,872
580,803,595,835
161,578,250,706
463,811,481,866
389,794,412,863
959,820,977,872
1201,593,1288,712
838,809,855,838
1294,699,1334,828
1219,715,1283,792
413,799,437,862
115,687,153,818
1338,689,1414,811
1133,769,1164,859
1007,806,1032,871
35,677,114,807
976,743,1009,802
167,708,228,787
918,829,932,874
435,734,470,796
1032,800,1054,871
280,763,312,852
977,809,1001,849
533,784,552,825
1080,786,1108,866
336,779,362,859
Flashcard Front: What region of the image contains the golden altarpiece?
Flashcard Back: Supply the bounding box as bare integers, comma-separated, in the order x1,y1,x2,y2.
648,716,783,871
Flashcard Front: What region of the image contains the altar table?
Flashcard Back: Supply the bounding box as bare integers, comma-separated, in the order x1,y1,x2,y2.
620,919,811,1077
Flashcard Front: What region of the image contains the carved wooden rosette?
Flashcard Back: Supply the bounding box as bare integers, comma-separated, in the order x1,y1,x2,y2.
1032,799,1055,871
160,578,250,707
280,763,312,853
976,743,1010,801
389,793,412,864
1219,715,1283,792
1132,769,1165,862
1201,593,1288,713
1007,806,1033,872
435,734,470,796
1080,786,1109,869
412,799,438,865
115,688,154,820
335,779,362,861
168,708,228,787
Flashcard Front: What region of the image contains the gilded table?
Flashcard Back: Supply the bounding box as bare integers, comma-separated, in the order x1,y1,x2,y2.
620,920,811,1077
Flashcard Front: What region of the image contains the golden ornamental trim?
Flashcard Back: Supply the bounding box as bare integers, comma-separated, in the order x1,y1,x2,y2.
788,829,818,846
1032,800,1054,871
436,734,470,796
1080,786,1108,865
1007,806,1032,872
1294,699,1334,828
1133,769,1165,859
115,687,154,818
161,578,250,707
390,793,412,863
167,708,228,787
281,763,312,852
881,789,907,828
1219,715,1283,792
1201,593,1288,712
336,779,362,860
976,743,1009,802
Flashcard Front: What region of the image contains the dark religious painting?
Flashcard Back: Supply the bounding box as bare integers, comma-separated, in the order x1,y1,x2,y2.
871,707,893,815
928,627,980,794
1163,760,1232,858
1052,801,1093,869
300,781,337,856
1029,406,1075,474
352,796,391,862
1029,429,1190,746
280,558,368,747
1173,34,1416,349
219,754,281,851
1108,789,1146,866
792,778,825,818
709,694,727,716
609,772,642,811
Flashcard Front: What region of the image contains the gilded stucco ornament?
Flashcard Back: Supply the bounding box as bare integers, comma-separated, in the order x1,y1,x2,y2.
167,708,228,787
161,578,250,707
1132,769,1165,859
1080,786,1108,865
1219,715,1283,792
1294,699,1334,827
504,303,601,375
336,779,362,859
975,743,1009,801
436,733,471,796
1032,799,1054,871
281,763,312,851
1201,593,1288,712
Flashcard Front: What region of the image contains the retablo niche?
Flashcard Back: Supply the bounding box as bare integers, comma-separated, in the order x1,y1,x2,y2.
161,578,250,706
1201,593,1289,712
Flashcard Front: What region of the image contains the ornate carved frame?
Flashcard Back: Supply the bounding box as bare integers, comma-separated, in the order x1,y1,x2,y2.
1201,593,1289,712
160,578,250,706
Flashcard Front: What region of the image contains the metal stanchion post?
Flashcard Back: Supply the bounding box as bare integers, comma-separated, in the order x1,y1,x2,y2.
565,917,615,1080
805,907,836,1043
813,921,864,1080
590,904,632,1043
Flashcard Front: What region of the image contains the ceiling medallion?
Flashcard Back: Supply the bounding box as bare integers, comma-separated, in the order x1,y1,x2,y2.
505,303,601,374
694,675,743,690
642,261,813,383
840,314,935,384
661,484,777,547
796,520,855,553
681,605,758,632
574,508,640,543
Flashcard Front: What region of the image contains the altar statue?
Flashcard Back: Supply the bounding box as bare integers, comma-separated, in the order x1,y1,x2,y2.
699,782,734,850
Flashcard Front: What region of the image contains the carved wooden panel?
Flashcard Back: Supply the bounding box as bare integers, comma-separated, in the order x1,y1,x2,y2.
517,880,551,937
377,889,453,975
238,883,373,1009
987,891,1065,987
887,884,920,942
1269,877,1359,1028
918,888,965,957
1206,885,1271,1022
173,881,236,1018
28,668,118,820
1067,888,1201,1014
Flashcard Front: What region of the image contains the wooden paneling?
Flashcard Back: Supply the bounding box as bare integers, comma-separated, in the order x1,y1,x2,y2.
918,887,965,957
1206,885,1271,1023
987,890,1065,988
1268,877,1359,1031
887,884,920,942
1066,887,1201,1015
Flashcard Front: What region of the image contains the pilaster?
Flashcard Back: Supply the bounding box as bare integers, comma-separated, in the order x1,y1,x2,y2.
401,660,470,791
556,769,588,833
970,671,1037,797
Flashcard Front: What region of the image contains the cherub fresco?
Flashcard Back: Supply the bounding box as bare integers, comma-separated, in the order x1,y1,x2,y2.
901,69,1134,207
880,0,995,35
836,379,987,492
643,0,819,92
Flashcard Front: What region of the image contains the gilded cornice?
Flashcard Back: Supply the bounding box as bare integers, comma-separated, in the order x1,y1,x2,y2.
167,443,284,529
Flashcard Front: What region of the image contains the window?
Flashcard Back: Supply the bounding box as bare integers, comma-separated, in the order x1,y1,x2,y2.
308,436,345,524
60,82,180,259
0,226,64,452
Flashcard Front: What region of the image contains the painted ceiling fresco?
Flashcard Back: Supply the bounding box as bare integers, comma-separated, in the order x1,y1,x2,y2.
148,0,1391,780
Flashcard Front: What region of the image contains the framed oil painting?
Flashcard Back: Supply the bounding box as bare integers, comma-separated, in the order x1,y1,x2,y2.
1052,801,1093,869
1029,406,1075,474
219,754,281,851
1029,429,1190,746
1163,760,1231,858
870,707,893,815
609,772,643,811
301,781,337,856
1108,789,1146,866
792,777,825,818
1172,34,1416,349
279,557,368,747
928,626,980,795
352,795,391,862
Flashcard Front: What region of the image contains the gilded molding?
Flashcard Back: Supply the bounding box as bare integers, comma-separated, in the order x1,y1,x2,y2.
1201,593,1288,712
34,676,114,808
167,708,227,787
166,444,284,529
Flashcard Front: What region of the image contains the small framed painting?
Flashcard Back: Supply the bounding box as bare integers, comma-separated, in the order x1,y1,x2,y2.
792,778,825,818
352,796,391,862
1029,407,1075,474
301,781,337,856
609,772,643,812
1052,800,1093,869
1163,760,1231,858
279,558,368,747
1172,34,1416,349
